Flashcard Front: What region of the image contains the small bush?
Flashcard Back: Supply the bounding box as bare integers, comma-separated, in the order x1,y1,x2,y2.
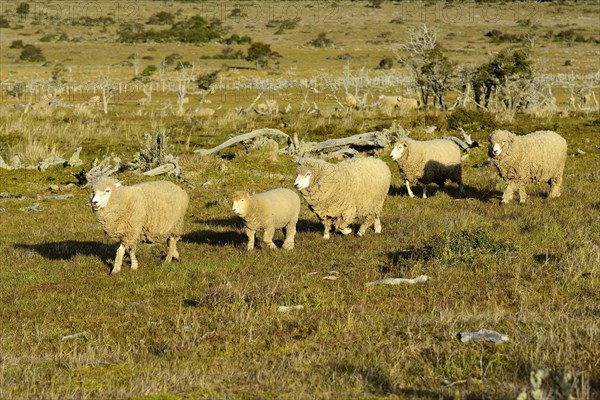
0,16,10,28
224,33,252,45
40,34,55,42
19,45,46,62
306,32,335,48
447,108,497,131
377,56,394,70
147,11,175,25
10,40,25,49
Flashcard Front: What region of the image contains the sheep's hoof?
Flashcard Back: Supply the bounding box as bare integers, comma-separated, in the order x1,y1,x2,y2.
109,267,121,275
266,243,278,250
323,233,330,240
340,227,353,235
282,242,294,250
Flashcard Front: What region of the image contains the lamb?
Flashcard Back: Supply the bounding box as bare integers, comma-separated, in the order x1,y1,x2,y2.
488,130,567,204
231,189,300,251
90,177,189,274
345,93,357,111
378,95,419,113
294,157,391,239
390,138,463,199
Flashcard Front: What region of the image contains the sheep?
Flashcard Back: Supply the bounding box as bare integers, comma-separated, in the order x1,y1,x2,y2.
86,95,100,106
294,157,391,239
378,94,419,113
488,130,567,204
137,97,149,106
90,177,189,274
196,107,215,117
390,138,463,199
256,99,278,113
232,189,300,251
345,93,357,111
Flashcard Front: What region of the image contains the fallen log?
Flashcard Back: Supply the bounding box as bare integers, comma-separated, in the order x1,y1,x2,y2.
194,128,292,156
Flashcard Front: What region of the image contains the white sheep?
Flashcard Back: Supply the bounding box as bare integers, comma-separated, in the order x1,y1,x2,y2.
390,138,463,199
256,99,278,113
86,95,101,106
378,95,419,113
345,93,357,111
294,157,391,239
488,130,567,204
232,189,300,251
90,177,189,274
196,107,215,117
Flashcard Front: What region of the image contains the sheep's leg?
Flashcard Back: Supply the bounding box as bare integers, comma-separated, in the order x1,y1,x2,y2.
322,218,332,240
282,220,297,250
374,217,382,234
357,215,374,237
517,185,528,203
262,226,278,250
111,244,125,275
422,185,427,199
405,180,415,198
165,236,179,263
501,183,515,204
245,228,256,251
129,244,138,270
548,174,562,198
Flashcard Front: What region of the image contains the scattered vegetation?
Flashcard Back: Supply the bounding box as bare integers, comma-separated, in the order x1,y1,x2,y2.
118,16,227,44
245,42,282,69
19,44,45,62
305,32,335,48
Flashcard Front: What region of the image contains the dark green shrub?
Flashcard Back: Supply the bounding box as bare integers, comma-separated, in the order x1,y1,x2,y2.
447,108,497,131
147,11,175,25
0,16,10,28
40,34,55,42
246,42,281,69
16,2,30,18
306,32,335,48
20,45,46,62
10,40,25,49
377,57,394,70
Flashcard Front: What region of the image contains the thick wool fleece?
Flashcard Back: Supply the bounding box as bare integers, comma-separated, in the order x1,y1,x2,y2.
488,130,567,203
393,138,462,187
296,157,391,236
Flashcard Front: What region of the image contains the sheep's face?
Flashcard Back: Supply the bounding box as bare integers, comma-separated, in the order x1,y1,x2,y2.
232,192,252,217
294,165,313,191
390,142,408,160
488,131,513,159
90,185,113,211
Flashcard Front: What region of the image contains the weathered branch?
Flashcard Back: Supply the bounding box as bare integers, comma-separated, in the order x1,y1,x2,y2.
194,128,292,156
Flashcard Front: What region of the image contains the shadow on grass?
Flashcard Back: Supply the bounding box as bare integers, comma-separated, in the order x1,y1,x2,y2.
14,241,115,266
389,183,499,201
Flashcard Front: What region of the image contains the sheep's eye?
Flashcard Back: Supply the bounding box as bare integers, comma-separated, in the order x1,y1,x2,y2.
306,172,311,177
105,189,111,193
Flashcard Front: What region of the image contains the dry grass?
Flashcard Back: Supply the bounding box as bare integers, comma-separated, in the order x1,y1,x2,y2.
0,1,599,399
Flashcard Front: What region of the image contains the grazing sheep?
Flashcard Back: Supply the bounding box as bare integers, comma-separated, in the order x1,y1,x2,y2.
345,93,357,111
488,130,567,204
137,97,149,106
232,189,301,251
378,95,419,113
294,157,391,239
256,99,278,113
196,107,215,117
390,138,463,199
90,177,189,274
86,95,100,106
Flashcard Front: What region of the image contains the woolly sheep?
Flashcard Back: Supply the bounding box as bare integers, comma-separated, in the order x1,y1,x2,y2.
488,130,567,204
294,157,391,239
232,189,301,251
378,95,419,112
256,99,278,113
90,177,189,274
390,138,463,199
345,93,357,111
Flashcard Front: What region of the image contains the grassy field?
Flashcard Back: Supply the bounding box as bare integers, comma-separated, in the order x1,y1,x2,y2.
1,1,600,399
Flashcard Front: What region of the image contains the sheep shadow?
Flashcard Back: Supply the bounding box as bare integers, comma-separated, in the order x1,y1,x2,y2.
14,241,115,266
389,183,500,202
378,249,421,274
183,217,244,247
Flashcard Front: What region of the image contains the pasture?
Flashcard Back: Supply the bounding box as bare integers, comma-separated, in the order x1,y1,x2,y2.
1,1,599,399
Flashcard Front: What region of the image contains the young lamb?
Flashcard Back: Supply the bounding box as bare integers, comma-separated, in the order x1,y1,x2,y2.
90,177,189,274
232,189,301,251
390,138,463,199
488,130,567,204
294,157,391,239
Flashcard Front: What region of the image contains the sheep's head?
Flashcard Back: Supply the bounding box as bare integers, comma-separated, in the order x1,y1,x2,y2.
390,140,409,161
488,130,514,159
295,159,321,191
232,191,253,217
90,177,121,211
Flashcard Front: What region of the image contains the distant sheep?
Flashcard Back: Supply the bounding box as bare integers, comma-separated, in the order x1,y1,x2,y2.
196,107,215,117
345,93,357,111
256,99,278,113
378,95,419,113
87,95,100,106
90,177,189,274
488,130,567,204
294,157,391,239
232,189,300,251
391,138,463,198
137,97,149,106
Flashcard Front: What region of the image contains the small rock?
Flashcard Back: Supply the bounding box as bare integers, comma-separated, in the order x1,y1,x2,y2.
49,184,60,192
459,329,509,344
277,305,304,312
